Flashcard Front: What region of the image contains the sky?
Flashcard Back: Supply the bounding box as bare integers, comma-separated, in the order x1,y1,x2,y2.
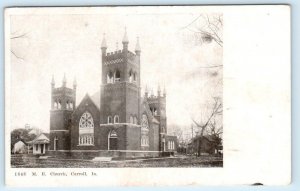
8,7,222,134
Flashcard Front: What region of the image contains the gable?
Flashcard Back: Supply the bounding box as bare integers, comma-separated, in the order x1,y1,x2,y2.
72,94,100,125
35,134,49,141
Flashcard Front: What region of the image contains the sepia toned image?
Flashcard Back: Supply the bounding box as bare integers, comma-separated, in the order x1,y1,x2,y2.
5,6,290,187
8,7,223,168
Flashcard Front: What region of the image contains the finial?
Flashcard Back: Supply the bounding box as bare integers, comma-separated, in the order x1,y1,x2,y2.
163,85,166,96
101,33,107,49
73,76,77,87
157,84,161,96
51,75,55,86
122,27,129,43
116,42,119,51
135,36,141,52
63,73,66,86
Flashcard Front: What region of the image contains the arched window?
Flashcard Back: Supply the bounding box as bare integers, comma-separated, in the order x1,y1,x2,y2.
54,102,58,109
141,135,149,146
69,102,73,109
108,116,112,124
133,116,137,124
114,115,119,123
58,100,61,109
133,72,137,82
79,112,94,145
107,71,114,84
66,101,69,109
114,70,121,82
141,114,149,130
129,70,133,83
129,115,134,124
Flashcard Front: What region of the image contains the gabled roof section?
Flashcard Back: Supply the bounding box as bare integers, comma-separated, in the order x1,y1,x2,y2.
76,93,100,112
91,91,100,109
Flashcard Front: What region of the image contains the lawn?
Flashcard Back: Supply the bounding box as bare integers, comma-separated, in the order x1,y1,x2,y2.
11,155,223,168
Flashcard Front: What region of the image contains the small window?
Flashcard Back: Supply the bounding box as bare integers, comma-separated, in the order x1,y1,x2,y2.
114,70,121,82
54,102,58,109
70,102,73,109
58,100,61,109
133,72,137,82
107,71,114,84
133,116,137,124
66,101,69,109
108,116,112,124
129,70,133,83
114,115,119,123
130,116,134,124
35,145,38,151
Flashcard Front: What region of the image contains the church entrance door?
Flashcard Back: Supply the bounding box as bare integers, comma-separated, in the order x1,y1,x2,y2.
108,130,118,150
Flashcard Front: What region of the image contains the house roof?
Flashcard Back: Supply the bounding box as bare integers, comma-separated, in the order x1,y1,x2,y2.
28,133,50,144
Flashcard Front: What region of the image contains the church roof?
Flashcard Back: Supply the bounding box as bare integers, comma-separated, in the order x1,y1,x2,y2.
90,91,100,109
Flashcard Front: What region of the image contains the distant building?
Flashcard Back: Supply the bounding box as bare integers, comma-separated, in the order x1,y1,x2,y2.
48,31,177,159
12,140,28,154
187,135,221,156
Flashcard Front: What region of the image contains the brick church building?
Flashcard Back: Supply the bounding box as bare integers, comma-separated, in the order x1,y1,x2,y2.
47,30,177,159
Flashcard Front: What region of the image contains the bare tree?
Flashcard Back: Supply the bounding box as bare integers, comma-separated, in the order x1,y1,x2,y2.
191,96,222,136
190,96,223,156
181,13,223,47
10,31,29,60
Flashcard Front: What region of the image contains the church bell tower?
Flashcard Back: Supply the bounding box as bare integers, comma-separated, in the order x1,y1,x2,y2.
100,29,142,125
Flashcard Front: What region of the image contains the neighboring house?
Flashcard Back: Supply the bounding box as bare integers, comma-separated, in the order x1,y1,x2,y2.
12,140,28,154
28,128,42,136
29,133,50,155
187,135,221,156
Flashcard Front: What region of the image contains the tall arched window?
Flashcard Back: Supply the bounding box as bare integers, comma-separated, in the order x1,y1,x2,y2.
69,101,73,109
79,112,94,145
114,70,121,82
107,71,114,84
108,116,112,124
141,114,149,147
133,72,137,82
141,114,148,130
133,116,138,125
66,101,69,109
129,115,134,124
129,70,133,83
54,102,58,109
114,115,119,123
58,100,61,109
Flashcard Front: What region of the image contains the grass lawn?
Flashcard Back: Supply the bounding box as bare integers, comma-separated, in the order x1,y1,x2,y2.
11,155,222,168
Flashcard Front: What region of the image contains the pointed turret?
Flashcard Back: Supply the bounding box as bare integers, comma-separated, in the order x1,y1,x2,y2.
157,84,161,96
51,75,55,88
73,77,77,89
122,27,129,51
101,33,107,56
62,73,67,87
145,85,149,98
135,37,141,56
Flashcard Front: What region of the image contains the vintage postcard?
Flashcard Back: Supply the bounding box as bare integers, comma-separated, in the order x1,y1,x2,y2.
5,6,290,186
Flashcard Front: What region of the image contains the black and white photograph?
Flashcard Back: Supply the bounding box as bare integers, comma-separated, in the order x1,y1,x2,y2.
5,6,290,186
8,8,223,168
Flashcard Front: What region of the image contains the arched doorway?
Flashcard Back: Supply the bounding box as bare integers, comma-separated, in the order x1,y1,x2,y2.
108,130,118,150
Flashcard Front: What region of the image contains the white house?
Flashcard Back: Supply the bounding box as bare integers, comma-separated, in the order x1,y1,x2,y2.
30,133,50,155
12,140,28,154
